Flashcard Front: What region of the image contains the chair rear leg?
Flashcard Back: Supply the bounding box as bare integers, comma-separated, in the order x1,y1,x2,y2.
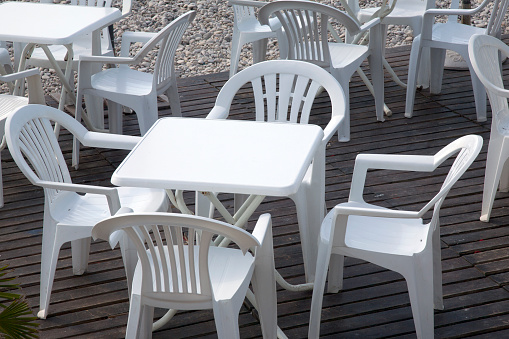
71,237,91,275
468,61,487,122
126,294,143,339
38,227,63,319
405,37,423,118
165,83,182,117
429,47,446,94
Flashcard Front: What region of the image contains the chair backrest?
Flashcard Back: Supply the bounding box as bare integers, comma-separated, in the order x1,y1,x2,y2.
5,105,91,205
92,212,259,305
230,0,260,27
132,11,195,93
207,60,345,135
469,34,509,131
418,135,483,229
259,0,361,69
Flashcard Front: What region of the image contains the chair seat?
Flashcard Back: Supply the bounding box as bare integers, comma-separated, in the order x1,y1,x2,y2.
431,23,486,46
344,214,429,256
131,244,255,308
53,187,167,226
329,43,369,69
90,67,154,96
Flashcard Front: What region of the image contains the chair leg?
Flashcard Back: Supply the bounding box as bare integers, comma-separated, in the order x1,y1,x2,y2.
432,226,444,310
251,216,277,339
138,303,154,339
135,95,158,136
230,29,244,78
468,61,487,122
252,38,268,64
38,226,62,319
405,36,422,118
326,253,345,293
481,134,509,222
212,299,241,339
126,294,143,339
336,77,351,142
367,51,384,123
499,159,509,192
71,237,91,275
429,47,446,95
106,100,123,134
405,255,435,338
308,227,335,339
165,82,182,117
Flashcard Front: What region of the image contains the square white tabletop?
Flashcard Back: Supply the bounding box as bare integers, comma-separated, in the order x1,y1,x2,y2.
112,117,324,197
0,2,121,45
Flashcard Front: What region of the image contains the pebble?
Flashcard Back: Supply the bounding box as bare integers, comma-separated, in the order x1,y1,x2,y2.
1,0,507,95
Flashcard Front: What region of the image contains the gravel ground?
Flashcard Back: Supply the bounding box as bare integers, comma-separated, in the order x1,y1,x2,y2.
1,0,508,94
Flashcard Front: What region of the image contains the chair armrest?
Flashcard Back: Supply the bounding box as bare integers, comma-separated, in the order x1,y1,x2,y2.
355,153,436,172
229,0,268,8
206,106,229,120
37,181,121,214
359,17,380,32
251,213,272,247
78,54,135,65
334,201,421,219
322,115,343,144
349,154,436,203
120,31,158,57
81,131,141,150
0,68,40,83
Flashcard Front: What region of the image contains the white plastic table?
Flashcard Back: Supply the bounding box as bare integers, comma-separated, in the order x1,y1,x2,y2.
0,2,121,109
112,117,326,282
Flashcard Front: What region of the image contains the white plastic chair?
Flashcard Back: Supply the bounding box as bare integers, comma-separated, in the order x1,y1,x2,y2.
207,59,345,288
75,11,196,137
229,0,287,77
344,0,435,88
469,34,509,222
258,0,384,141
0,68,45,208
405,0,509,122
92,212,277,338
4,104,169,320
308,134,483,338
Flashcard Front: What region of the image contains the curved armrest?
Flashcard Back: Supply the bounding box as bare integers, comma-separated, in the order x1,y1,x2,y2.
359,17,380,32
323,115,343,144
355,153,436,172
349,154,435,202
206,105,229,120
0,68,40,83
334,201,421,219
78,54,135,65
81,131,141,150
38,181,121,214
120,31,158,57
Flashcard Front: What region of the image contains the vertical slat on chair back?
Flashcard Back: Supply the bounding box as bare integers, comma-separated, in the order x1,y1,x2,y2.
17,117,71,204
71,0,112,7
125,223,214,297
233,4,257,24
153,11,195,92
250,72,323,123
486,0,509,37
276,9,330,68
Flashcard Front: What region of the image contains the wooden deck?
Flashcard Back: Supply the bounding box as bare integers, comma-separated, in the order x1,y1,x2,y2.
2,40,509,338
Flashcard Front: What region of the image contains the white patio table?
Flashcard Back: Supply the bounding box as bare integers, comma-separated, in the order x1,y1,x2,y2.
111,117,325,336
112,117,325,282
0,2,121,110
